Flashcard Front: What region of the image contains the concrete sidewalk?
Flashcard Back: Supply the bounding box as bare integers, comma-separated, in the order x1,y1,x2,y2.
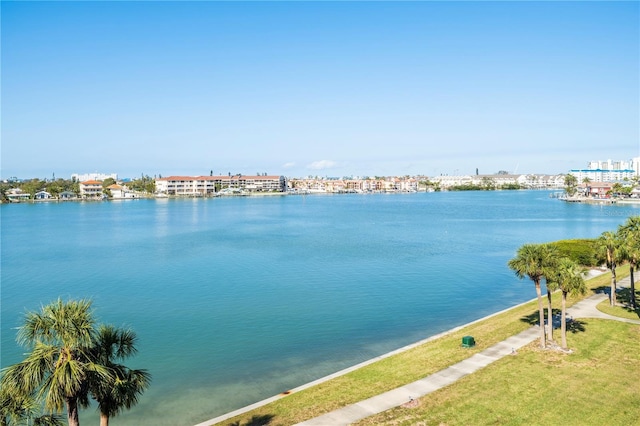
566,275,640,325
296,280,640,426
296,327,539,426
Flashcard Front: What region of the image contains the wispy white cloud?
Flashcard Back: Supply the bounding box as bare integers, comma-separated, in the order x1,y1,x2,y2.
282,162,296,169
307,160,338,170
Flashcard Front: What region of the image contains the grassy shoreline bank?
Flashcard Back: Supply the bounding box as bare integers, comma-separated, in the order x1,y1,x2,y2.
357,318,640,425
208,266,632,426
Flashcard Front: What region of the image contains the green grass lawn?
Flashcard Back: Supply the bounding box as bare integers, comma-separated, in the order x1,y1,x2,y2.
356,319,640,426
217,267,634,426
597,285,640,320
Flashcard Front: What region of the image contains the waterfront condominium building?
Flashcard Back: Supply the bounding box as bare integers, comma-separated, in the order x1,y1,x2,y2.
570,157,640,182
155,175,287,195
79,180,103,197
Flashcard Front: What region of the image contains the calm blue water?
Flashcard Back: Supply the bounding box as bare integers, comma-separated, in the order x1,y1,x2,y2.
1,191,638,424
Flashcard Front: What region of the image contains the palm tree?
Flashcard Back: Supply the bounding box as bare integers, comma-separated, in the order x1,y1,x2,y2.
1,385,35,426
609,182,624,198
595,231,622,306
89,325,151,426
564,174,578,196
582,177,591,196
508,244,559,348
544,245,561,343
0,299,110,426
618,216,640,309
0,385,64,426
548,258,587,349
544,276,557,343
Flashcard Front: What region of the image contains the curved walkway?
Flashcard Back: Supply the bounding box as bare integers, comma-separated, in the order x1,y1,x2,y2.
296,278,639,426
566,276,640,325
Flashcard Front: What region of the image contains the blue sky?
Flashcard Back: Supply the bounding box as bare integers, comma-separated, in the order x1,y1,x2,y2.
2,1,638,179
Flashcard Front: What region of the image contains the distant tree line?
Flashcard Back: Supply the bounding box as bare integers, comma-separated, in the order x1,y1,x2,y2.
127,175,155,194
0,178,80,201
449,178,522,191
1,175,156,202
418,180,441,191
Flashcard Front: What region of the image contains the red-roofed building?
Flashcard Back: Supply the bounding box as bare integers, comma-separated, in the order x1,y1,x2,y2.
79,180,103,198
155,175,286,195
583,182,613,198
107,183,136,199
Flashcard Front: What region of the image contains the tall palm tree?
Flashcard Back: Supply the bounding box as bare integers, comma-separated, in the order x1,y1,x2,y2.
618,216,640,309
0,299,110,426
544,276,557,343
595,231,622,306
508,244,558,348
548,258,587,349
544,245,561,342
89,325,151,426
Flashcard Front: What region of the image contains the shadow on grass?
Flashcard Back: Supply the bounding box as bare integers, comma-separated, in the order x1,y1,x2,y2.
567,319,587,334
520,309,586,334
520,308,562,326
613,288,640,319
228,414,275,426
591,285,610,296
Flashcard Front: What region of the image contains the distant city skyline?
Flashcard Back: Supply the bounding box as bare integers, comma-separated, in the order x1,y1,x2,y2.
2,1,638,179
6,154,639,182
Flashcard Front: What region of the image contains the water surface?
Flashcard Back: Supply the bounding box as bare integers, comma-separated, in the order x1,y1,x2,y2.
1,191,637,424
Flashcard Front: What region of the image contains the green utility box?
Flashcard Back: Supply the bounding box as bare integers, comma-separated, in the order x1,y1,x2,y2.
462,335,476,348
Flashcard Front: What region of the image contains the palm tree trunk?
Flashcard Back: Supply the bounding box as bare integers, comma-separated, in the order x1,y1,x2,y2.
100,412,110,426
535,282,546,348
630,263,636,310
610,264,617,306
546,290,553,342
561,291,568,349
66,397,80,426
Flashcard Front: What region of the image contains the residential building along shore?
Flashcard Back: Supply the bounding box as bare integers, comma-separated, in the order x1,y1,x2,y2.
153,173,569,196
155,175,287,195
4,156,638,202
569,158,640,183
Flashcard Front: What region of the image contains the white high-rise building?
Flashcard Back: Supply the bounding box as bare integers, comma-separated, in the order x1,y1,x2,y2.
632,157,640,176
570,157,638,182
586,159,635,170
72,172,118,182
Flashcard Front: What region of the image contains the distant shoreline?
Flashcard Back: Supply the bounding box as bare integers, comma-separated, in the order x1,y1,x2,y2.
5,189,640,206
1,188,547,204
563,195,640,205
